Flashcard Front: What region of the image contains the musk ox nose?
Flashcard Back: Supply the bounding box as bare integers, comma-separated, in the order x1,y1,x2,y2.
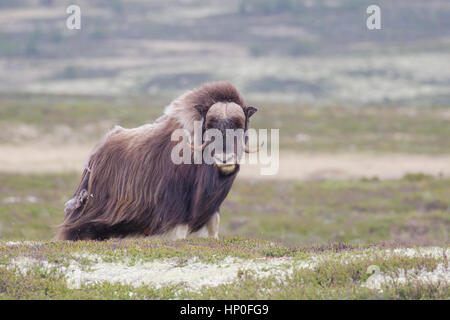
213,153,237,175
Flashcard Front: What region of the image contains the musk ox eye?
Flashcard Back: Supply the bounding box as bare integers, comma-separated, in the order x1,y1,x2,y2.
206,118,218,129
231,117,244,129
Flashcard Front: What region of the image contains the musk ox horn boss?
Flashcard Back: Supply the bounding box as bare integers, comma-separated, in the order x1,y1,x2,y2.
57,82,258,241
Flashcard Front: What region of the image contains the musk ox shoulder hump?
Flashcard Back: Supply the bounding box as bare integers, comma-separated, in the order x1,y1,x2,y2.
164,81,244,134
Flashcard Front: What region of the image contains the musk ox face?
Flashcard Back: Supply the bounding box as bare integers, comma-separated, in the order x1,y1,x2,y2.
193,102,257,175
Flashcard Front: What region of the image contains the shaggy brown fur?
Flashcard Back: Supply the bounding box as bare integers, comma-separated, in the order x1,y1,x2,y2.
57,81,257,240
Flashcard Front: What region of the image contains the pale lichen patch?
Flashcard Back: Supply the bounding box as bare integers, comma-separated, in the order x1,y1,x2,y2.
362,263,450,291
8,254,296,292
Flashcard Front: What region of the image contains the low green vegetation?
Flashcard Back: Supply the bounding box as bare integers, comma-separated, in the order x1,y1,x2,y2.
223,174,450,245
0,96,449,299
0,240,448,299
1,95,450,154
0,172,448,245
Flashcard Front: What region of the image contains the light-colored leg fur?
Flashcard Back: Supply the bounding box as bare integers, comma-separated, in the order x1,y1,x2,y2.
170,224,189,240
189,212,220,239
143,224,189,240
138,215,219,240
191,225,209,238
206,212,220,239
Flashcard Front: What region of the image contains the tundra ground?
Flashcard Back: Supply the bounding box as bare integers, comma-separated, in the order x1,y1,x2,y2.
0,96,449,299
0,173,449,245
1,240,449,299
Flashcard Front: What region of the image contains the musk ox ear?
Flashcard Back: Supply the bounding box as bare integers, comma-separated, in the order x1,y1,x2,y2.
194,104,208,119
245,106,258,118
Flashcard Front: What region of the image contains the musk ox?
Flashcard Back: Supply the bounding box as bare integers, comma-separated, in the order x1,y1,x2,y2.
57,81,259,241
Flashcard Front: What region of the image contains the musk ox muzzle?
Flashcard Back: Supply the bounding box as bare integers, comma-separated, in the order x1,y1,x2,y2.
213,152,237,175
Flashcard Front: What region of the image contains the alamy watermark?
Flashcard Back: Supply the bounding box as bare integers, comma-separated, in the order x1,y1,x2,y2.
66,4,382,31
367,5,381,30
66,5,81,30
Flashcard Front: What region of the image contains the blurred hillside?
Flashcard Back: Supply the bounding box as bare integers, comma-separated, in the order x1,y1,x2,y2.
0,0,449,105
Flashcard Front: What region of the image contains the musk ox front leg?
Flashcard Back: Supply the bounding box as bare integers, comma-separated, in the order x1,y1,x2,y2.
206,212,220,239
191,212,220,239
170,224,189,240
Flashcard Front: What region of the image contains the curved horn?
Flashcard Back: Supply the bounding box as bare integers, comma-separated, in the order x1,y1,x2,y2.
187,134,211,151
242,136,264,153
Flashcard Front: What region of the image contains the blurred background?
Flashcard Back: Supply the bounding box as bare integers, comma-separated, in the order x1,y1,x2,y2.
0,0,449,245
1,0,450,104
